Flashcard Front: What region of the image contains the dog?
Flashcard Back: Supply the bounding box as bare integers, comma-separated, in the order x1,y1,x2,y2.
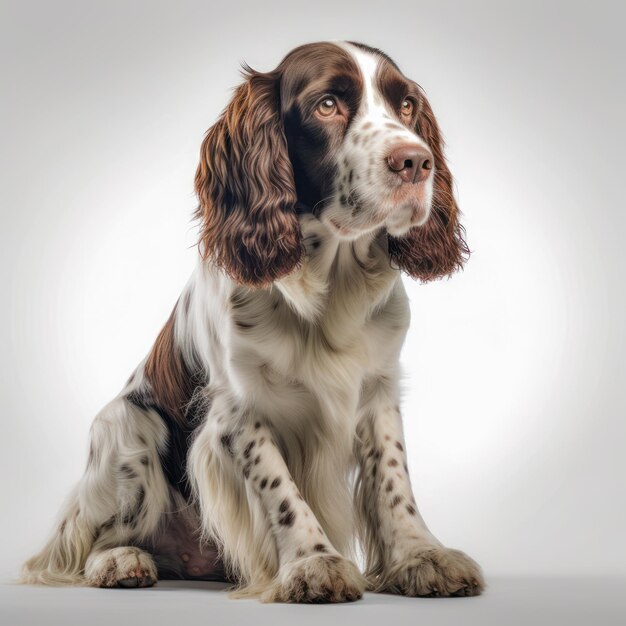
22,41,484,602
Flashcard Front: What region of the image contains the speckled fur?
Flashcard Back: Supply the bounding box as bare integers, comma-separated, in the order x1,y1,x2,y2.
21,42,482,602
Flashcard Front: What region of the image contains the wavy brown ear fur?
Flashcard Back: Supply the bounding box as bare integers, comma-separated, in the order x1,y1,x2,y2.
194,69,301,287
388,89,469,282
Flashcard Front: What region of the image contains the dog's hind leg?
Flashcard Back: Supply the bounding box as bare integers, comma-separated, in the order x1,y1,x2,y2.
22,396,170,587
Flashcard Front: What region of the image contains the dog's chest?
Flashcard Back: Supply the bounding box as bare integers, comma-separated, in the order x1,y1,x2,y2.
228,269,408,424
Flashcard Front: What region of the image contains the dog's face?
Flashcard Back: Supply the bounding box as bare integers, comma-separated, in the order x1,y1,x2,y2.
195,42,468,287
281,42,434,239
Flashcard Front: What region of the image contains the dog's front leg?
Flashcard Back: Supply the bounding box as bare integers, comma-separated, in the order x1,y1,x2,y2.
234,419,364,602
191,404,365,603
356,378,485,597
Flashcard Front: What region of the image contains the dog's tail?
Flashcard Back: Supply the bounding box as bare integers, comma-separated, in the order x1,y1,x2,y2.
20,486,94,585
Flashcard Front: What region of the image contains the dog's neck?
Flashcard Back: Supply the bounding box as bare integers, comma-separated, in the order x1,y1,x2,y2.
274,213,400,324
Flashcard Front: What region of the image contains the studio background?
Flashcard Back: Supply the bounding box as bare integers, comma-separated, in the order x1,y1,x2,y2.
1,0,624,585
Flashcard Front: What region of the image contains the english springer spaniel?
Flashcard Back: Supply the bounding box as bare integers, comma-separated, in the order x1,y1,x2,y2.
22,41,484,602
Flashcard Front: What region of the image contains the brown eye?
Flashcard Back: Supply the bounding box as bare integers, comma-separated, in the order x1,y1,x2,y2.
316,97,337,118
401,98,414,117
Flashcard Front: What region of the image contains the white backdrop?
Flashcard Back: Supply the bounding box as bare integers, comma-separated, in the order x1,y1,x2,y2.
1,0,624,583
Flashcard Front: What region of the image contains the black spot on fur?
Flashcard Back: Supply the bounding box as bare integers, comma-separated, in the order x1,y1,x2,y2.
254,421,261,429
388,458,399,467
126,387,204,502
278,510,295,526
313,543,327,553
260,478,268,489
120,464,137,479
270,477,281,489
390,495,403,508
235,320,254,329
243,462,252,479
136,486,145,510
243,440,256,459
220,434,234,455
230,290,249,310
140,456,149,466
395,441,404,452
279,499,289,513
254,455,261,465
385,479,394,493
406,504,417,516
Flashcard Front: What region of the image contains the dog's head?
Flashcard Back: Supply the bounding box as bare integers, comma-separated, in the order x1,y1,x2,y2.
195,42,469,287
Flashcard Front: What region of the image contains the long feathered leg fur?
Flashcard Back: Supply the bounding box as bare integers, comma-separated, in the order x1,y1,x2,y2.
22,41,483,601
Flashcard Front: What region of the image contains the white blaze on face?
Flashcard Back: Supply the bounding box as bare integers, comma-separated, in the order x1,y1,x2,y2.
321,42,434,240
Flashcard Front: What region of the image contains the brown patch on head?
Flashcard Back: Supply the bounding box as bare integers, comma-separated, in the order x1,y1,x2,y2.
195,42,368,286
374,57,417,126
279,43,363,211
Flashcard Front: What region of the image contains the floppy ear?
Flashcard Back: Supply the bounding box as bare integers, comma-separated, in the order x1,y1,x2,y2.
388,88,469,282
194,69,301,287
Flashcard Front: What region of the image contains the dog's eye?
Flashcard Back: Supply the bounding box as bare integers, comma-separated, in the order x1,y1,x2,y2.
316,97,338,118
400,98,414,117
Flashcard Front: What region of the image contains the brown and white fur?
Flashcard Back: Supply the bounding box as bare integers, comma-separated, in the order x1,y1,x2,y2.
22,41,483,602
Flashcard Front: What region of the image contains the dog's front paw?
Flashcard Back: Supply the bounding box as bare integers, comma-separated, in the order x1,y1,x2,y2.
263,554,365,603
382,546,484,597
84,546,157,588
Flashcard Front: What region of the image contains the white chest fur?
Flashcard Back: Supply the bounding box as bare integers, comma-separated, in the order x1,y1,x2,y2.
182,216,410,439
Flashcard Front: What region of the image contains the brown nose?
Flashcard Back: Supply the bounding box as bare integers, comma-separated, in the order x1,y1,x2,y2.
387,144,433,183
